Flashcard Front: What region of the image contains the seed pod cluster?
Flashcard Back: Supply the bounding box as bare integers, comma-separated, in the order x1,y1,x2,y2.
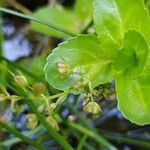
57,59,71,78
26,114,38,129
83,101,101,117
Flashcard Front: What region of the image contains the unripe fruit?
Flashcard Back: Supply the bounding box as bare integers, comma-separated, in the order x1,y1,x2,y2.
46,116,59,131
26,114,38,129
14,75,28,88
32,82,45,95
83,102,101,117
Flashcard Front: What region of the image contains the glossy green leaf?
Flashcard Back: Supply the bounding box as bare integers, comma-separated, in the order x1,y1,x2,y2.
113,30,150,125
31,0,92,38
93,0,150,45
113,30,149,76
45,35,113,91
74,0,93,26
116,74,150,125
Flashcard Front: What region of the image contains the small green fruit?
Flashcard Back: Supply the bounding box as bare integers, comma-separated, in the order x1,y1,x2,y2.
14,75,28,88
26,114,38,129
83,102,101,116
32,82,45,95
46,116,59,131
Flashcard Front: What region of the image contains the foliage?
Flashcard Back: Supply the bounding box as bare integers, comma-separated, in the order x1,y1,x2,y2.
31,0,93,38
45,0,150,125
0,0,150,150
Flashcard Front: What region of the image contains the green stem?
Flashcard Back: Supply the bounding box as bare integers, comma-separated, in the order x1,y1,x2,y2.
103,132,150,149
8,84,74,150
46,90,73,101
0,7,75,37
68,122,118,150
77,134,88,150
0,56,39,81
0,125,43,148
0,123,47,150
24,98,74,150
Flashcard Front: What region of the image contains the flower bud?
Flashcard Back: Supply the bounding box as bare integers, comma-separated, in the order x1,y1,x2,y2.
45,103,57,113
26,114,38,129
57,59,70,78
73,80,88,91
32,82,45,95
14,75,28,88
81,93,90,106
83,102,101,117
46,116,59,131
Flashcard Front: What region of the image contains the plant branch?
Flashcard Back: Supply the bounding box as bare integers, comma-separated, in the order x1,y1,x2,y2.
0,125,43,148
68,122,118,150
6,0,32,15
102,131,150,149
0,123,47,150
0,7,76,37
76,134,88,150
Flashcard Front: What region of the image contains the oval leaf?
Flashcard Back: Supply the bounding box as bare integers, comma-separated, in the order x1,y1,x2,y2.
116,74,150,125
45,35,113,91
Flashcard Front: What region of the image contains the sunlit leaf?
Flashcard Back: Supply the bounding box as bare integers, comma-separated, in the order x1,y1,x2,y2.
32,0,93,38
45,35,113,91
93,0,150,45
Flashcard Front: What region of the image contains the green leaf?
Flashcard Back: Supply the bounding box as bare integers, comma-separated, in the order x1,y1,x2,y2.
114,30,150,125
31,5,78,38
74,0,93,26
45,35,113,91
31,0,93,38
93,0,150,45
116,74,150,125
113,30,149,77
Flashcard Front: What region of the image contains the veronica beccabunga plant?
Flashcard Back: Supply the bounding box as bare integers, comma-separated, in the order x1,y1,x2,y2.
45,0,150,125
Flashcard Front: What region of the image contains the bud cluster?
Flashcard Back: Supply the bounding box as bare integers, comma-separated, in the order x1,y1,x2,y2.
26,113,38,129
83,101,101,118
57,59,71,78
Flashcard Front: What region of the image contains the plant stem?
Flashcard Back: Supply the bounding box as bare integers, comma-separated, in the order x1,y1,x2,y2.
68,122,118,150
7,0,32,15
24,98,74,150
0,125,43,148
0,123,47,150
7,84,74,150
0,7,75,37
46,90,73,101
103,132,150,149
0,56,39,81
76,134,88,150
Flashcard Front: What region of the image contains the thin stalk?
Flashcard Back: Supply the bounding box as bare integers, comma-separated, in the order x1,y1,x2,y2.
24,98,74,150
7,0,32,15
103,132,150,149
7,84,74,150
76,134,88,150
68,122,118,150
0,125,43,148
0,56,39,81
0,123,47,150
0,7,76,37
46,90,73,101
